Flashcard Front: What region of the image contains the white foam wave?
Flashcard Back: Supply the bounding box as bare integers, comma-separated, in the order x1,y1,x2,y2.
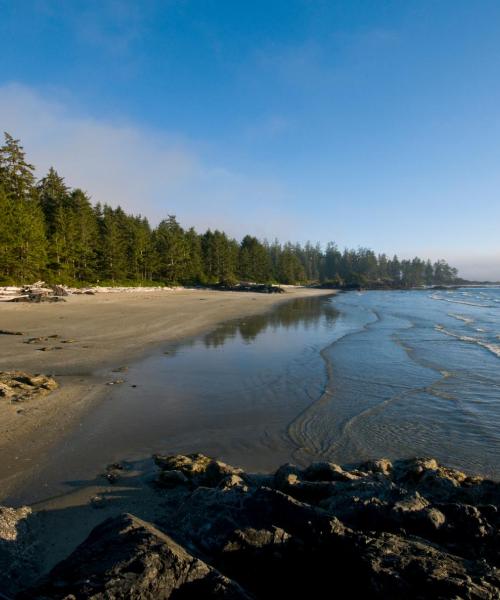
448,312,474,325
435,325,500,359
430,294,491,308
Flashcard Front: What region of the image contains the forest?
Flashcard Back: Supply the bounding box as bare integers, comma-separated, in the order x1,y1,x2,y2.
0,133,459,288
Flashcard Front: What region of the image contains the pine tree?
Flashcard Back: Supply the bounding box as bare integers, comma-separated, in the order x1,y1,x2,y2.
38,167,73,277
126,215,156,282
0,132,36,200
238,235,271,282
0,133,47,281
0,185,16,281
278,243,305,284
201,229,238,283
154,216,190,283
98,205,130,282
183,227,204,283
70,189,100,281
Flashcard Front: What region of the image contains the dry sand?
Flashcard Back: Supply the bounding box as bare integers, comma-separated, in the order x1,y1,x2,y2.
0,287,332,498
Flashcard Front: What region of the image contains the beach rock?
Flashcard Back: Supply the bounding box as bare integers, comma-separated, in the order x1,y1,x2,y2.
218,475,248,492
157,469,190,488
353,529,500,599
0,506,31,542
19,513,251,599
90,495,106,509
0,329,24,335
0,505,41,596
14,455,500,598
361,458,393,475
273,463,302,488
25,336,48,344
0,371,58,402
154,453,244,487
303,460,348,481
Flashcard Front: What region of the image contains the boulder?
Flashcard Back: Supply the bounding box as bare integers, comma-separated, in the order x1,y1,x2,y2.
303,460,358,482
154,453,244,488
0,371,58,402
19,513,251,599
0,505,40,596
157,469,190,488
12,455,500,598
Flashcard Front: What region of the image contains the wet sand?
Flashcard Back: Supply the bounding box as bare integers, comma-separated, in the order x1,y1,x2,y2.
0,287,332,499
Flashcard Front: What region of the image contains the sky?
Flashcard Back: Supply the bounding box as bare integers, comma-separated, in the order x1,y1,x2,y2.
1,0,499,279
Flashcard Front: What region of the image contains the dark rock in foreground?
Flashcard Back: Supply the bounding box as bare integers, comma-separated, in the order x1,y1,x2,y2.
18,455,500,599
19,513,250,600
0,506,41,593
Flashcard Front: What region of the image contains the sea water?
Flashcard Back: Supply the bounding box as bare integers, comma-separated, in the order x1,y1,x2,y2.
289,287,500,477
7,288,500,504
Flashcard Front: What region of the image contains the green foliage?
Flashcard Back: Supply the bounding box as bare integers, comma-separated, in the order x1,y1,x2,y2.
238,235,271,282
0,132,460,289
0,134,47,282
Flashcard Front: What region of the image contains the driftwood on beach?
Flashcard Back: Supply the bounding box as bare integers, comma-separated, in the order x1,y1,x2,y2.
0,281,287,303
0,281,186,303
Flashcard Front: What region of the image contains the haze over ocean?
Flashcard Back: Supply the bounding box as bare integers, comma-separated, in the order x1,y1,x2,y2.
1,1,499,278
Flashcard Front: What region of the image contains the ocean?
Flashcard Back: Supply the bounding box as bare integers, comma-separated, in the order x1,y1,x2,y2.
8,287,500,505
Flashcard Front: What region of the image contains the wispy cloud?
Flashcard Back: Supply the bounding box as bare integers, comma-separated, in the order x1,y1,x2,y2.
35,0,153,55
244,114,292,141
0,83,298,239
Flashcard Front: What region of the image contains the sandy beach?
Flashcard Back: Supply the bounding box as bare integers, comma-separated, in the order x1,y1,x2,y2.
0,286,332,498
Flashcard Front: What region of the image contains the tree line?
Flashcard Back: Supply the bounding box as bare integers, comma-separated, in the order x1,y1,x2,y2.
0,132,459,287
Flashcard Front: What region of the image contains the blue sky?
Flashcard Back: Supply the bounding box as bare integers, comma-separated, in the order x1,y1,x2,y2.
1,0,499,278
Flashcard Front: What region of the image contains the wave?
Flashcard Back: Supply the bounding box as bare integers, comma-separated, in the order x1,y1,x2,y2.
435,325,500,359
430,294,493,308
448,312,475,325
429,294,500,308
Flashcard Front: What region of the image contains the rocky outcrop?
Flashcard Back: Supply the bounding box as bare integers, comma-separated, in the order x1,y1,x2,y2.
18,514,250,600
17,455,500,599
0,371,58,402
0,506,41,595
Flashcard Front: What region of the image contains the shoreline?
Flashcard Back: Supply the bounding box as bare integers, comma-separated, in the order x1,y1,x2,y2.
0,287,334,500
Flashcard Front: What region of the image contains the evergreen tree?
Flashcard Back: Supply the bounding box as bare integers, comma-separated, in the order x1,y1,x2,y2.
0,133,46,281
98,205,130,282
183,227,204,283
201,229,238,283
238,235,271,282
154,215,189,283
0,132,36,200
38,167,74,277
424,260,434,286
277,243,305,284
0,132,461,288
70,189,100,281
126,216,155,282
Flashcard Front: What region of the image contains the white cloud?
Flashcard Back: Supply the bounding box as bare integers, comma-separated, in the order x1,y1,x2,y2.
0,83,297,239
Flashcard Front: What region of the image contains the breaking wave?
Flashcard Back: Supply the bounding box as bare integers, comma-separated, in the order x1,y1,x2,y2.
435,325,500,359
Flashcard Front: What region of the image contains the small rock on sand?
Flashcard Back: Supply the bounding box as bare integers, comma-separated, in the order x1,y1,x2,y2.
0,371,58,402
